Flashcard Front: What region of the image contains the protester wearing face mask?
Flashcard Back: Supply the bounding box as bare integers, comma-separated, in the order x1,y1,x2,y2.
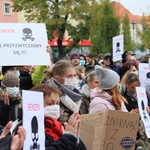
30,83,86,150
79,54,86,67
89,66,128,114
75,66,86,80
48,60,82,123
80,71,99,114
1,65,48,90
0,73,22,127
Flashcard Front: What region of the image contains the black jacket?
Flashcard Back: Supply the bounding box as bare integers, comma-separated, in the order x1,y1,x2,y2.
0,99,22,127
122,88,138,112
45,133,87,150
0,135,12,150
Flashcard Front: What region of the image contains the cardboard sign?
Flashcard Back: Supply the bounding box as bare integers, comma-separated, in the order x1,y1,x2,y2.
0,23,50,66
139,63,150,87
113,34,124,62
22,90,45,150
80,110,139,150
136,87,150,138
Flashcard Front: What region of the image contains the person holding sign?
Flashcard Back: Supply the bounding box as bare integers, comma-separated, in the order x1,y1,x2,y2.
89,65,128,113
31,83,86,150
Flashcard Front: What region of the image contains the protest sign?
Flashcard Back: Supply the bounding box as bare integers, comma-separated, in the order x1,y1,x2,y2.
80,110,139,150
0,23,50,66
113,34,124,62
136,87,150,138
22,90,45,150
139,63,150,87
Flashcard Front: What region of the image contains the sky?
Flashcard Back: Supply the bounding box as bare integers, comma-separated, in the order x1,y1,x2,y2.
112,0,150,16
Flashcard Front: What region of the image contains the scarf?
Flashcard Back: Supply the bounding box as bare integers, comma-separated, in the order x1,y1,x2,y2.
123,85,137,102
45,117,62,141
49,78,82,102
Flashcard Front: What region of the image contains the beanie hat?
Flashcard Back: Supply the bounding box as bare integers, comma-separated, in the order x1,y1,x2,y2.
2,66,16,75
95,65,120,90
70,52,80,60
1,72,19,88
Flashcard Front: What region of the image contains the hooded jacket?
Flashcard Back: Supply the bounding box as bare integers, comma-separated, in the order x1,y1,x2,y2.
89,88,128,114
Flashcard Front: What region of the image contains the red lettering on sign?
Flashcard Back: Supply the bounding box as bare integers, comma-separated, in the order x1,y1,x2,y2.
139,93,145,98
28,104,40,111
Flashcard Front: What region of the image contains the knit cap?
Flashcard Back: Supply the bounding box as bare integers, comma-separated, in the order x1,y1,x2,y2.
95,65,120,90
1,72,19,88
70,52,80,60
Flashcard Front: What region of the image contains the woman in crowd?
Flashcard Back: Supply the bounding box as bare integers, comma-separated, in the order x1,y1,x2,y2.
48,60,82,123
0,72,22,127
31,83,86,150
122,61,139,76
80,71,99,114
89,65,128,113
75,65,86,80
121,72,141,112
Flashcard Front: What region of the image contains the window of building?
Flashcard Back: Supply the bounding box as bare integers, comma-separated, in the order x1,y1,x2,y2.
3,3,11,15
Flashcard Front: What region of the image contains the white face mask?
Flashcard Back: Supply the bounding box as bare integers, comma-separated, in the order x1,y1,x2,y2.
81,73,85,79
9,70,20,78
64,78,78,89
6,87,20,97
44,105,60,120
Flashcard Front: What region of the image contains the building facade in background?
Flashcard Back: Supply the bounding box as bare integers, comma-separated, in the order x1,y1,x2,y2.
0,1,147,57
0,0,18,22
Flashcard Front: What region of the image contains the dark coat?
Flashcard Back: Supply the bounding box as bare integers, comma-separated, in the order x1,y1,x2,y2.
0,98,22,127
79,94,90,114
45,133,87,150
12,120,87,150
122,88,138,112
0,135,12,150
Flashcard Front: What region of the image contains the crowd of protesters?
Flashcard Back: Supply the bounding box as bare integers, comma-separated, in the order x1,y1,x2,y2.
1,49,150,150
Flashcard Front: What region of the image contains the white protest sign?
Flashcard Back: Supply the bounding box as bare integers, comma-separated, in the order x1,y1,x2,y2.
0,23,50,66
22,90,45,150
113,34,124,62
136,87,150,138
139,63,150,87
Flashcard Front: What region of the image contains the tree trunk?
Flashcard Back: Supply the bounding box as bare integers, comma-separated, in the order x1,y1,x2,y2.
57,38,64,59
